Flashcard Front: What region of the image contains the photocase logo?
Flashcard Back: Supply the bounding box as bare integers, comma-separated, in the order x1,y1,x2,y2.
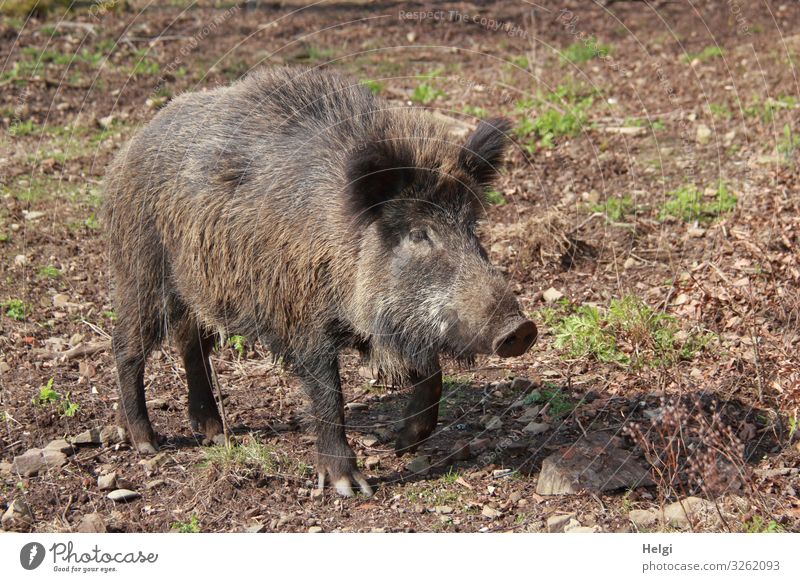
20,542,46,570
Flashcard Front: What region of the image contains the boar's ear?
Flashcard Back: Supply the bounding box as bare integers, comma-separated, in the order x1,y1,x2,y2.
345,140,415,226
458,117,512,186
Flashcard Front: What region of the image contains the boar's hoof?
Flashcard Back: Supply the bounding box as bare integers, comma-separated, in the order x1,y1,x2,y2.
136,441,159,455
317,470,373,498
190,416,224,445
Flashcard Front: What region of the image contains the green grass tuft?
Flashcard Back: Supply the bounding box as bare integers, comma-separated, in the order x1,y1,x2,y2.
660,182,737,222
561,37,610,64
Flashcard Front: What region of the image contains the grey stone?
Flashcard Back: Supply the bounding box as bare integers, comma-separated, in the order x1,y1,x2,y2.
542,287,564,303
107,489,141,503
246,522,265,533
522,421,550,435
629,508,659,528
663,497,713,529
2,499,34,531
72,428,101,446
97,472,117,491
360,435,379,447
145,479,166,490
510,377,535,391
11,448,67,477
138,452,169,473
99,425,126,446
307,526,323,533
434,506,454,515
76,513,106,533
518,406,541,423
481,506,502,519
45,439,75,456
536,432,653,495
406,455,430,475
484,416,503,431
546,513,575,533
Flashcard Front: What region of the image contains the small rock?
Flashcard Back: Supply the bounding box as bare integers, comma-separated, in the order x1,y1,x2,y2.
688,226,706,238
53,293,71,308
484,416,503,431
522,421,550,436
481,505,502,519
69,333,84,347
107,489,141,503
406,455,430,475
139,452,169,473
97,114,114,129
360,435,379,447
510,377,535,391
71,428,101,446
509,492,522,504
146,398,169,410
0,461,12,477
0,361,10,374
629,508,659,528
99,425,126,446
547,513,575,533
307,526,323,533
246,522,265,533
2,499,34,531
78,361,97,379
12,448,67,477
14,254,28,267
344,402,368,411
696,123,712,145
623,257,637,269
76,513,106,533
518,406,541,423
364,456,380,470
542,287,564,303
145,479,165,490
23,210,45,221
97,472,117,491
536,432,653,495
434,506,454,515
663,497,712,529
565,524,601,533
45,439,75,456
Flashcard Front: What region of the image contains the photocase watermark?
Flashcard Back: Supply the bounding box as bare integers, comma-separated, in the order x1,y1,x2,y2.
18,541,159,573
727,0,752,37
399,9,528,39
88,0,122,21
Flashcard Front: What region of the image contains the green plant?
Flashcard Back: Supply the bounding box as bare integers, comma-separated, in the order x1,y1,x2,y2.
203,436,278,478
551,296,709,368
508,54,529,69
360,79,383,95
9,119,38,137
172,515,200,533
411,82,445,105
36,378,60,406
743,516,784,533
306,46,334,61
462,104,488,119
3,298,28,321
38,264,61,279
484,189,506,206
709,103,732,119
683,45,724,63
660,182,737,222
522,384,574,417
514,84,595,150
590,195,634,221
103,310,118,321
777,123,799,159
227,335,246,358
60,393,80,417
84,213,100,230
561,36,610,64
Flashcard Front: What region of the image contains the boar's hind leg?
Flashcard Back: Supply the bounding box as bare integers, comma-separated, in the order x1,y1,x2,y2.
395,368,443,456
299,356,373,498
113,309,161,455
175,319,223,445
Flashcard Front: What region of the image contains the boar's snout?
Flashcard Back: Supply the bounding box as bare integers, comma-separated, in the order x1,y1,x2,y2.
492,318,537,357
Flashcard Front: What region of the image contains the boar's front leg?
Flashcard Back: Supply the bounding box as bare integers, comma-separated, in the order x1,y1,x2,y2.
299,354,373,498
395,368,443,456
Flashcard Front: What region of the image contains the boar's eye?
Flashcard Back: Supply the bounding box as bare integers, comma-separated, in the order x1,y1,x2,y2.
409,228,429,243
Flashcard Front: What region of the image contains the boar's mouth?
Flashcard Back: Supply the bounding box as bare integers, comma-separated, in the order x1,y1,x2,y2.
492,318,537,358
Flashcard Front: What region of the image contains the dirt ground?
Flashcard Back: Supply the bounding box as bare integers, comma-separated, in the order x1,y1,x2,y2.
1,0,799,533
